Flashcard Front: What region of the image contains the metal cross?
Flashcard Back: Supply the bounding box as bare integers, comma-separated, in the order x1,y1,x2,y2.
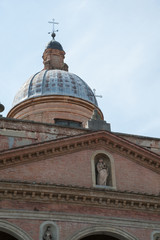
93,89,102,98
48,18,59,34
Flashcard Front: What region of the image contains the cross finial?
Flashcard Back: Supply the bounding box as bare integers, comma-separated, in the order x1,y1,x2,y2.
48,18,59,39
93,89,102,98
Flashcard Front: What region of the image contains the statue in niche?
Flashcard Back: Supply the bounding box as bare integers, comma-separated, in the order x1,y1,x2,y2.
96,158,108,186
154,234,160,240
43,226,53,240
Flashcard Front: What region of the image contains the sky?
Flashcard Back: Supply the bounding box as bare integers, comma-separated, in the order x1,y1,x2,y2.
1,0,160,138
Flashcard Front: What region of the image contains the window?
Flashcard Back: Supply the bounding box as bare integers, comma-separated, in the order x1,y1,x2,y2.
54,119,82,128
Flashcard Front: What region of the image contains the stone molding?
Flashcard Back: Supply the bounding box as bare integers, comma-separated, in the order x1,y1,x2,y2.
7,95,103,120
0,219,33,240
0,181,159,212
0,131,160,174
0,209,160,229
0,129,36,138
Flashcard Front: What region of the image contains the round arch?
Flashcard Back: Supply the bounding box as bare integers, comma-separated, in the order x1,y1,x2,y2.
67,226,139,240
0,220,33,240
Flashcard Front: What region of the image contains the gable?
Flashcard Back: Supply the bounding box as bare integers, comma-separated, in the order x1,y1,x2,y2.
0,131,160,174
113,152,160,194
0,132,160,214
0,145,159,196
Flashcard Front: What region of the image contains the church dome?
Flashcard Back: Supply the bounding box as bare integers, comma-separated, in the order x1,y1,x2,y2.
46,40,64,51
8,26,103,125
12,69,98,107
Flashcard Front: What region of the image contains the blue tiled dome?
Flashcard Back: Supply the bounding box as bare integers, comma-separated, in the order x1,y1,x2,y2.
12,70,98,107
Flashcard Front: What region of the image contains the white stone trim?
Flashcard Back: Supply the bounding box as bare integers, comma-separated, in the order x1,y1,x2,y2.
0,220,33,240
0,129,36,138
66,225,139,240
0,210,160,229
91,150,116,189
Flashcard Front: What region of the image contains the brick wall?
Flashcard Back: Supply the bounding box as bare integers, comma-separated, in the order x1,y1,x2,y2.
0,148,159,195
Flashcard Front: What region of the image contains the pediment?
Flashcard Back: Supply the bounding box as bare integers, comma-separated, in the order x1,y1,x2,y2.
0,130,160,174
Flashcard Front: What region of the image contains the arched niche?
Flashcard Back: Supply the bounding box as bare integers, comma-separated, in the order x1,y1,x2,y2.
91,150,116,189
151,231,160,240
0,220,33,240
67,226,138,240
39,221,59,240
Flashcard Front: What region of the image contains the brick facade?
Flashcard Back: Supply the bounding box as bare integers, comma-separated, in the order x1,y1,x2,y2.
0,32,160,240
0,125,160,240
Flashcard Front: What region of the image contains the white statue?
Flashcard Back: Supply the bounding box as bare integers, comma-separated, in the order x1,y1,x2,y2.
96,159,108,186
43,226,53,240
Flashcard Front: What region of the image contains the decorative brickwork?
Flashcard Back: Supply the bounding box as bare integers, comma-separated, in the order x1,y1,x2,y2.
0,181,159,212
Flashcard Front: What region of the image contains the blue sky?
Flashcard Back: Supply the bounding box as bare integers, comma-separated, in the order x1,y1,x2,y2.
1,0,160,137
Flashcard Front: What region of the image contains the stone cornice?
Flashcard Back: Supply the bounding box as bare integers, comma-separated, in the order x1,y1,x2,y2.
0,209,160,228
0,131,160,174
0,181,159,213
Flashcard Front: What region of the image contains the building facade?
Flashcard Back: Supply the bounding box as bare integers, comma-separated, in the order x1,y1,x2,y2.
0,30,160,240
